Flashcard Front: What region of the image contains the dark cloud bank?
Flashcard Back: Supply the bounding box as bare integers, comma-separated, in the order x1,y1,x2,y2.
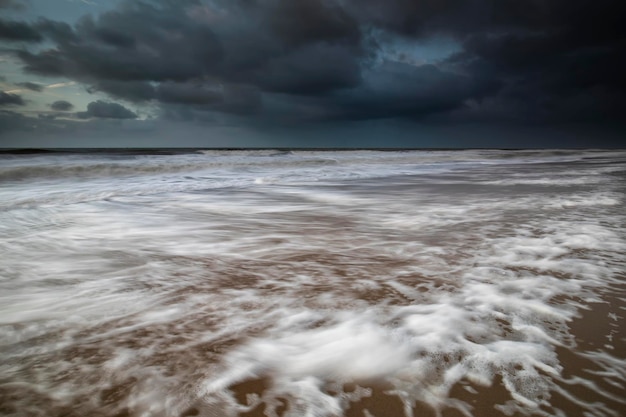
16,81,43,92
0,91,25,106
50,100,74,111
75,100,137,120
0,0,624,147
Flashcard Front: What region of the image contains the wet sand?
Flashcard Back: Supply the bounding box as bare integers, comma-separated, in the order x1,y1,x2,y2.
1,261,624,417
1,149,625,417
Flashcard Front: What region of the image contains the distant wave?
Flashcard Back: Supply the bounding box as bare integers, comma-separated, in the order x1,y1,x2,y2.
0,157,340,182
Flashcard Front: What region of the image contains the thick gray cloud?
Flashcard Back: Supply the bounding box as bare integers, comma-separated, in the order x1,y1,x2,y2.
15,0,365,97
267,0,361,47
50,100,74,111
328,61,499,120
12,0,485,123
0,0,24,9
17,81,43,92
442,1,626,124
87,80,156,103
77,101,138,119
0,91,25,106
16,4,221,81
1,0,624,147
0,18,43,42
158,82,261,114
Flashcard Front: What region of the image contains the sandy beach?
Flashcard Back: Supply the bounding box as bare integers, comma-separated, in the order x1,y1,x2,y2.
1,149,624,417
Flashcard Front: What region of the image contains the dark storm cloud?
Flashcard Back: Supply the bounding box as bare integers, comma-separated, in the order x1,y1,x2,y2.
0,108,157,148
266,0,360,47
34,19,78,44
443,0,626,124
328,61,499,120
344,0,485,38
0,0,24,9
77,100,138,119
4,0,626,134
87,80,156,103
343,0,615,39
50,100,74,111
157,82,222,105
342,0,626,124
211,0,365,94
17,2,221,81
14,0,366,101
0,91,25,106
156,82,263,119
0,18,43,42
16,81,43,92
240,42,362,95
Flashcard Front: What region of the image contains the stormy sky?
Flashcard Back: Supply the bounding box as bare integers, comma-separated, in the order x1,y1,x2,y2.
0,0,624,148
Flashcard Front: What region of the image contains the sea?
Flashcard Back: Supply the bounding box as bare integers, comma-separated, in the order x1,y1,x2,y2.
0,149,624,417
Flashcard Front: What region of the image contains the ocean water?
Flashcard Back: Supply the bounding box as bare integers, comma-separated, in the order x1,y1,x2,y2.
0,149,624,417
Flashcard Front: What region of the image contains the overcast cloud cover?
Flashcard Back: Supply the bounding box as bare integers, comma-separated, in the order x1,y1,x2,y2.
0,0,624,147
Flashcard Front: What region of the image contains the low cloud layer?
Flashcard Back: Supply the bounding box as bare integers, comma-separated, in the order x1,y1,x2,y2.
77,100,138,120
16,81,43,92
50,100,74,111
0,18,42,41
0,91,25,106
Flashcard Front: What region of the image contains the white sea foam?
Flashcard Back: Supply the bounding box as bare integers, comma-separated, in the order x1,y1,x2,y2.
0,149,625,417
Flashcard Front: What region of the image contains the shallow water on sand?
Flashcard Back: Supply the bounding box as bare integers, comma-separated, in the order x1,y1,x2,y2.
1,149,625,417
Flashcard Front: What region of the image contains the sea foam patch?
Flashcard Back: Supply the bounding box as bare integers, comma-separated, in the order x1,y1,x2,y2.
192,217,624,415
1,150,625,417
